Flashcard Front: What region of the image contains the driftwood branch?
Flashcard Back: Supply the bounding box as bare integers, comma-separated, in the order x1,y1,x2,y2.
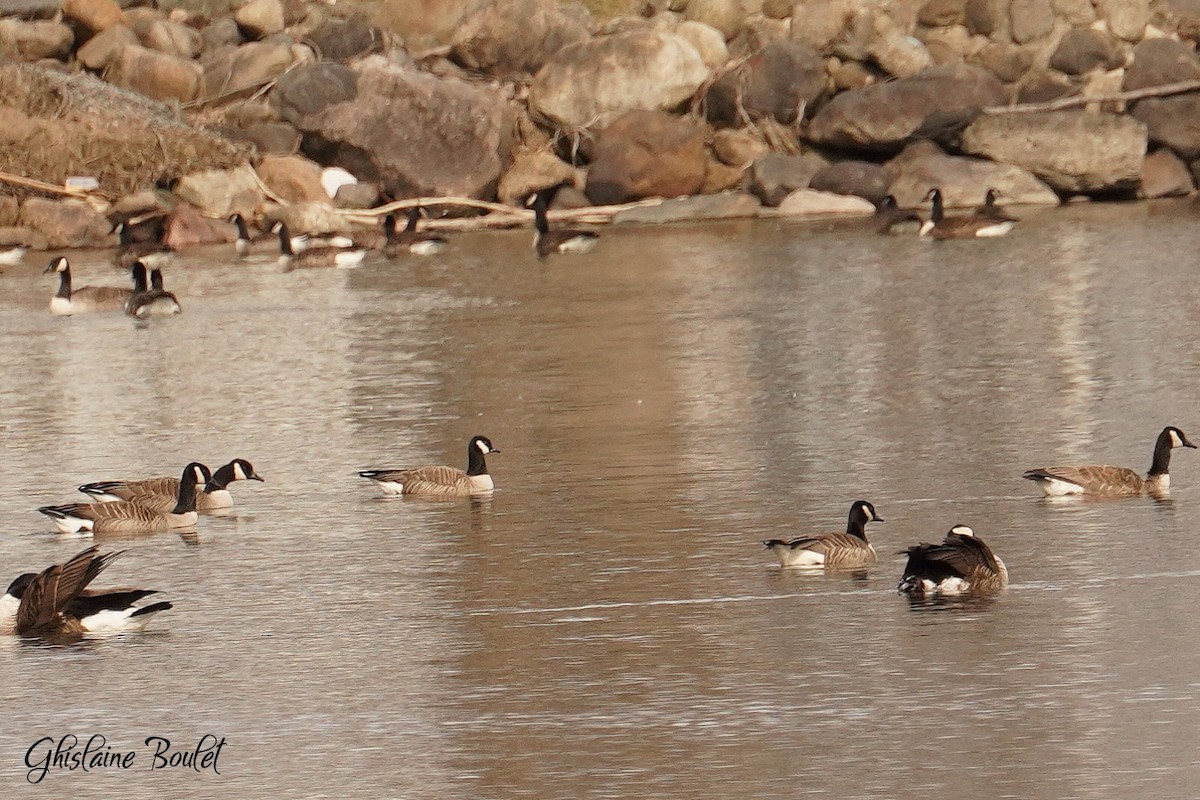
0,170,97,199
341,196,664,230
982,79,1200,114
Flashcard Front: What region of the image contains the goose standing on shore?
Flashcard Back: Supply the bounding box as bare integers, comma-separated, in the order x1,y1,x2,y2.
39,463,208,534
527,188,599,258
44,256,134,315
1023,426,1196,497
359,436,499,497
898,525,1008,598
920,188,1016,239
762,500,883,569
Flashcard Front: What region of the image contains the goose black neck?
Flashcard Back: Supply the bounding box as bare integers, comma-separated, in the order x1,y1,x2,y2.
118,224,134,246
1149,431,1175,477
532,196,550,235
55,267,71,299
405,208,420,232
845,511,870,541
277,224,295,256
131,264,148,293
233,215,250,240
172,470,200,514
929,192,944,223
151,269,164,291
466,446,489,477
208,462,237,490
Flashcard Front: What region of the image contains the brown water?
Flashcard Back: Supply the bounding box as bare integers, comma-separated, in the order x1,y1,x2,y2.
1,200,1199,798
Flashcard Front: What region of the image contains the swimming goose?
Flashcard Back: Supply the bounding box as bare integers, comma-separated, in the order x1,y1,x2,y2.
974,188,1018,223
44,256,134,315
1023,426,1197,497
0,245,26,266
762,500,883,569
0,547,171,635
114,221,174,269
39,462,207,534
79,458,263,512
919,188,1016,239
527,189,599,258
385,207,449,257
230,213,275,257
874,194,924,235
898,525,1008,598
359,436,499,497
276,222,366,271
126,266,182,318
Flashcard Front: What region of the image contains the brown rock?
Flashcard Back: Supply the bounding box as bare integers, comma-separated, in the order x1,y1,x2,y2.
1140,148,1194,197
62,0,124,35
18,197,110,248
1158,0,1200,45
451,0,590,78
107,44,203,102
882,139,1060,207
174,164,264,217
701,158,745,193
307,15,382,62
712,128,767,167
1017,69,1078,103
1122,38,1200,91
0,19,73,60
748,150,828,205
333,182,379,209
1098,0,1148,42
0,196,17,227
1049,28,1120,75
674,20,728,69
831,58,875,90
919,0,964,27
973,41,1033,82
684,0,742,40
790,0,860,51
256,154,327,203
235,0,284,40
162,202,226,248
1009,0,1054,44
584,110,708,204
1131,94,1200,161
965,0,1002,36
202,41,295,101
0,225,48,249
707,40,825,124
140,18,203,60
761,0,791,20
238,122,300,154
773,188,875,216
498,149,578,206
76,23,136,69
1053,0,1095,26
808,159,888,201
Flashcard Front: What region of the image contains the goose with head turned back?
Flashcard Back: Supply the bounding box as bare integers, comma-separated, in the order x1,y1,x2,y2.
898,525,1008,598
1023,426,1197,497
526,187,599,258
0,547,172,635
44,256,135,315
359,436,499,497
920,188,1016,239
38,463,208,534
762,500,883,569
79,458,263,512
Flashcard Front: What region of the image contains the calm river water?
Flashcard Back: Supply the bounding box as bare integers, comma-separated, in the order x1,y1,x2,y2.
1,200,1199,798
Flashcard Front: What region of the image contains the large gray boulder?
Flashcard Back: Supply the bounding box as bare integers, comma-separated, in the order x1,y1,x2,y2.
807,64,1006,153
584,110,707,205
273,60,513,199
529,29,710,129
883,140,1059,208
1122,38,1200,91
960,111,1146,193
451,0,590,79
706,40,824,125
1131,95,1200,161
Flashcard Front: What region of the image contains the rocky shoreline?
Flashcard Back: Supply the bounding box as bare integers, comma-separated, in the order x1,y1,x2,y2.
0,0,1198,251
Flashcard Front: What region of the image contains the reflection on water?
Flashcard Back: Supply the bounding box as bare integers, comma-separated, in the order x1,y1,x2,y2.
1,201,1200,797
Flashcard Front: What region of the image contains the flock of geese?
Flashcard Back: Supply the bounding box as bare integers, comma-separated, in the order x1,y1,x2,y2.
764,425,1196,598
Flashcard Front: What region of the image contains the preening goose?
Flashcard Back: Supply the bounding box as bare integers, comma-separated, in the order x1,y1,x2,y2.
359,436,499,497
114,221,174,269
919,188,1016,239
44,256,134,315
385,207,449,257
0,547,171,635
898,525,1008,598
125,266,182,318
79,458,263,512
1023,426,1197,497
974,188,1018,223
874,195,923,236
276,222,366,271
527,189,599,258
762,500,883,569
39,463,208,534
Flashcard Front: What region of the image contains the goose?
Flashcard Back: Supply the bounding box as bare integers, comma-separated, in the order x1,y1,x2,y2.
269,221,357,252
874,194,923,235
385,207,449,257
126,266,182,318
39,462,208,534
114,221,174,269
527,189,599,258
762,500,883,569
359,436,499,497
974,188,1018,223
0,245,26,266
230,213,275,257
1023,426,1196,497
919,188,1016,239
44,256,134,315
276,221,366,271
79,458,263,512
898,525,1008,598
0,547,171,635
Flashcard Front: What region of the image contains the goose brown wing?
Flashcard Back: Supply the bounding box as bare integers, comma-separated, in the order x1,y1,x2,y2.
778,532,864,554
397,465,472,496
16,547,117,634
87,476,181,502
1025,465,1142,494
64,501,174,531
110,491,176,513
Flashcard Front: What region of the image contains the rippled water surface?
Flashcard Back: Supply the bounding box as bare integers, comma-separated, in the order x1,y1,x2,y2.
2,200,1200,798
